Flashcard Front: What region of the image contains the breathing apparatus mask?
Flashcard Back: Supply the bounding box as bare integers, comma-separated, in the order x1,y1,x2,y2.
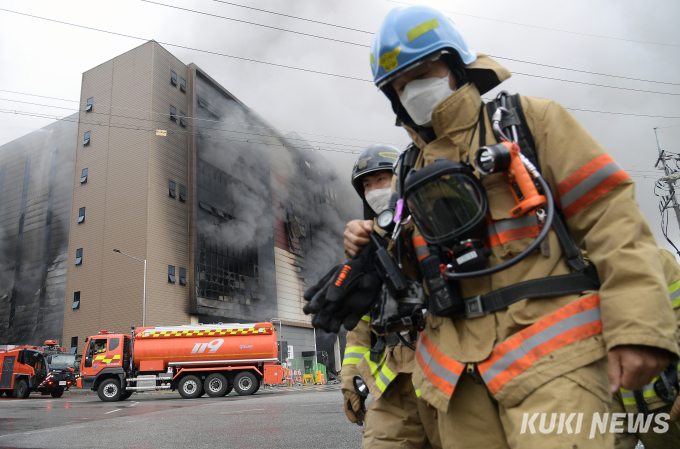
396,106,556,316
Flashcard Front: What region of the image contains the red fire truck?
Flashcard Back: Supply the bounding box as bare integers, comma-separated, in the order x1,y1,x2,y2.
78,322,285,402
1,342,78,398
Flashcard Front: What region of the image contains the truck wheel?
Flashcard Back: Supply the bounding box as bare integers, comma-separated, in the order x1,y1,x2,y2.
204,373,228,397
252,380,261,394
98,379,122,402
15,379,30,399
50,387,65,398
221,385,233,397
178,375,202,399
234,372,258,396
119,392,133,401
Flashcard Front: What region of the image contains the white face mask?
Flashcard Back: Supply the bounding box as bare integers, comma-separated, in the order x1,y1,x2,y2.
400,72,456,127
365,187,392,214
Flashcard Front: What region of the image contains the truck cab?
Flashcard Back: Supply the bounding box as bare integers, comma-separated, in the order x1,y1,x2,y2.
1,347,49,398
78,331,132,401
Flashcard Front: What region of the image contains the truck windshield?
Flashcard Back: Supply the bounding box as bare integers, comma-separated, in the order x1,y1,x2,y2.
48,354,78,370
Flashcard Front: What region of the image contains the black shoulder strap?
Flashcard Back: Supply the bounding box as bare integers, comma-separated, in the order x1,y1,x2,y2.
485,92,538,169
484,92,586,273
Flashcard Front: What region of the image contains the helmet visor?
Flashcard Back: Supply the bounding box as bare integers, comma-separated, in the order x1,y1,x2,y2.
405,171,486,244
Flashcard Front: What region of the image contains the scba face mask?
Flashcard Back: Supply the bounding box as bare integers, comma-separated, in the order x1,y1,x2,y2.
365,187,392,214
400,72,456,127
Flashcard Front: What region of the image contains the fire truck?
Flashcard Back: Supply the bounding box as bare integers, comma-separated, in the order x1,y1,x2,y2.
78,322,286,402
1,341,78,398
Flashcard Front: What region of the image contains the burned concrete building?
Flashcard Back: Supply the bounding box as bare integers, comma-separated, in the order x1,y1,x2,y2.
0,115,77,345
0,41,349,367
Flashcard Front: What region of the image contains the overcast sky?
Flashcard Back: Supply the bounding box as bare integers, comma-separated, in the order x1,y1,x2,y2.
1,0,679,254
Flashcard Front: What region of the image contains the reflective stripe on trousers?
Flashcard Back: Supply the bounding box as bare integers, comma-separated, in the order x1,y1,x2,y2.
479,294,602,395
363,352,397,393
343,346,369,366
415,332,465,397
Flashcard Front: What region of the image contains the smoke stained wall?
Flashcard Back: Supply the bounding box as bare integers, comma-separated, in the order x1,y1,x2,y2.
0,114,77,345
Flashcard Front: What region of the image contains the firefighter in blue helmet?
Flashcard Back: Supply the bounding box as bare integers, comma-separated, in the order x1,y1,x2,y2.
342,145,441,449
335,5,679,449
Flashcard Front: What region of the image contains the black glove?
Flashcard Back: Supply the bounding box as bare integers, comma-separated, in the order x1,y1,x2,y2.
303,242,382,333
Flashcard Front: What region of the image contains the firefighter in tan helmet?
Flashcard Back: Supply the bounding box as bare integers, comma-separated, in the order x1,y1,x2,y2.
323,5,679,449
341,145,441,449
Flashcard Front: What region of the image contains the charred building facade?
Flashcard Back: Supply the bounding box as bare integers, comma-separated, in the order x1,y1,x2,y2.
0,41,350,365
0,116,78,345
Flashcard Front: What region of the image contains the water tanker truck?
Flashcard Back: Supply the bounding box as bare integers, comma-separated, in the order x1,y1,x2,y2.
77,322,285,402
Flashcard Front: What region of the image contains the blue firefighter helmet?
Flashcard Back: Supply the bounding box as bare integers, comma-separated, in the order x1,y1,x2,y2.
370,5,477,88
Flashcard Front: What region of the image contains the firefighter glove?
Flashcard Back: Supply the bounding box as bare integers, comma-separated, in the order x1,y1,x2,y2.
303,242,382,333
343,389,366,426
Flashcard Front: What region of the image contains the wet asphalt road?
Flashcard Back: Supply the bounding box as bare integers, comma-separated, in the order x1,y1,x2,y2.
0,384,363,449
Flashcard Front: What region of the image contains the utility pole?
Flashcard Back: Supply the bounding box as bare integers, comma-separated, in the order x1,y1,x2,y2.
654,128,680,231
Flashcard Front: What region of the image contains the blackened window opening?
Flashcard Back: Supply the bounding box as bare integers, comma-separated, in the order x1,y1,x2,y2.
80,168,88,184
75,248,83,265
171,70,177,86
180,77,186,92
78,207,85,223
179,268,187,286
196,234,259,302
170,105,177,121
72,291,80,309
168,265,176,283
169,181,176,198
86,97,93,112
179,185,186,203
83,131,90,146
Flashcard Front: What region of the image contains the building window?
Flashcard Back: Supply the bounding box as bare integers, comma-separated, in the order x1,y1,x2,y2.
83,131,90,146
168,265,176,283
179,268,187,286
170,105,177,121
72,291,80,309
75,248,83,266
80,168,88,184
179,185,186,203
169,181,176,198
171,70,177,86
86,97,93,112
78,207,85,224
70,337,78,354
179,112,187,127
180,77,186,93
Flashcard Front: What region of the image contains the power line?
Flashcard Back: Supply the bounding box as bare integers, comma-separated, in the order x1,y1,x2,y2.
208,0,372,34
386,0,680,48
0,89,404,147
0,8,369,83
0,108,363,155
512,72,679,97
141,1,367,47
148,1,680,92
488,55,679,87
3,7,680,100
0,97,378,151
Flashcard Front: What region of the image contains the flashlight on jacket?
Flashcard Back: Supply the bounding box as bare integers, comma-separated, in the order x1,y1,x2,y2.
474,142,546,217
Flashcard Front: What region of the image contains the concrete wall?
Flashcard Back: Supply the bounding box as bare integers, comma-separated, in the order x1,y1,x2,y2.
0,115,77,345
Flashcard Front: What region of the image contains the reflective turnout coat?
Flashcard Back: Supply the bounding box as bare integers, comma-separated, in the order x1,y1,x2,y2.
402,55,680,412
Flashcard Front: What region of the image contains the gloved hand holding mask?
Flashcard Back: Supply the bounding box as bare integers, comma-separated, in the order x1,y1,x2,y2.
303,240,383,333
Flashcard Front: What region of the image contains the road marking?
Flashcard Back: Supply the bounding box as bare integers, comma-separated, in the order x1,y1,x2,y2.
104,409,122,414
220,408,264,415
